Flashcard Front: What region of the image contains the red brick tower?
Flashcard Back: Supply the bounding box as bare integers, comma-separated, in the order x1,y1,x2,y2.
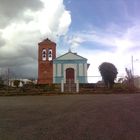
38,38,56,84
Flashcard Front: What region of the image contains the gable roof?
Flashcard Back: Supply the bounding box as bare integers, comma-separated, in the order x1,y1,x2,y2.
54,51,87,61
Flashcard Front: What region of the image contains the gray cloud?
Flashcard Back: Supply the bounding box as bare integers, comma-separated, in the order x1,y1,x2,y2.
0,29,40,79
0,0,43,16
0,35,5,47
10,63,38,79
0,55,38,78
0,41,37,64
0,61,38,79
0,0,71,79
0,0,43,28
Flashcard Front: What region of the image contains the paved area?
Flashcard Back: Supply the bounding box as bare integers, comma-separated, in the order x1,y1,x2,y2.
0,94,140,140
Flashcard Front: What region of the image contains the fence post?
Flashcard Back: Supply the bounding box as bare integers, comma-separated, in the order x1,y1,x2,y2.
76,80,79,93
61,80,64,93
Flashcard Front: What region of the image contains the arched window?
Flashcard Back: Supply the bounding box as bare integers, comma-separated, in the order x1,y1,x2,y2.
48,49,52,61
42,49,47,61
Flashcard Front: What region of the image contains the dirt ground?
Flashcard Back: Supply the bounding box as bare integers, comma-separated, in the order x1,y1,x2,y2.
0,94,140,140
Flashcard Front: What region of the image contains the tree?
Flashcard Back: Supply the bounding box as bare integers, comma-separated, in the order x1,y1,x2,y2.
99,62,118,88
13,80,20,88
124,68,134,89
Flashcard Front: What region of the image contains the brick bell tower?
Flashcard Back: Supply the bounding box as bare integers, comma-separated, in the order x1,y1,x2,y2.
38,38,56,84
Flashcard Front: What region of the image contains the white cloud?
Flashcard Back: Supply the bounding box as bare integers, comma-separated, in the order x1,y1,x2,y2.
0,0,71,78
66,36,85,51
67,22,140,82
38,0,71,39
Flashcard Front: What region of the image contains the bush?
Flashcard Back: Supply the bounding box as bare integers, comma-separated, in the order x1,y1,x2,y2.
43,84,55,92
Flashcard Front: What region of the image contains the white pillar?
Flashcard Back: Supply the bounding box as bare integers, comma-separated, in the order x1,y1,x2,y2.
61,80,64,93
76,80,79,93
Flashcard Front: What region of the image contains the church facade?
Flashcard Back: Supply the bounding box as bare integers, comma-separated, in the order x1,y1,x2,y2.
53,51,89,83
38,39,89,84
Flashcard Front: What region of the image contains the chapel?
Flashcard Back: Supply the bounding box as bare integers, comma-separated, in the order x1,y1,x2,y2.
37,38,90,84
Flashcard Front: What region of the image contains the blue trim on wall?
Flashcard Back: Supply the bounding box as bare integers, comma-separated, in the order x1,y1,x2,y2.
77,76,87,83
53,60,87,64
54,76,63,83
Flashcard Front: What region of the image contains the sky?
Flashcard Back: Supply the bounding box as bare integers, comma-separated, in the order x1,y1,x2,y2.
0,0,140,82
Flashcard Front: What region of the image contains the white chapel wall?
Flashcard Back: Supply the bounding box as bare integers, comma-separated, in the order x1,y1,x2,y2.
79,63,84,76
84,63,87,77
57,64,62,76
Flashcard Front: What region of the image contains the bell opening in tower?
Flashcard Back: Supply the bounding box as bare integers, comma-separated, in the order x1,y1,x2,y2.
42,49,47,61
48,49,52,61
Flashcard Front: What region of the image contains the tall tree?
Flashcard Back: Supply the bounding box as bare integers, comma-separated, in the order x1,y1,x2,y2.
99,62,118,88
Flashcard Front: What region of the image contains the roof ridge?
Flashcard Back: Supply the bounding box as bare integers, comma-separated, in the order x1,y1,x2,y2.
54,51,87,61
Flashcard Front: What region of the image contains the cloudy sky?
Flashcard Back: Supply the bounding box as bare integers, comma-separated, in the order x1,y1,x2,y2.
0,0,140,82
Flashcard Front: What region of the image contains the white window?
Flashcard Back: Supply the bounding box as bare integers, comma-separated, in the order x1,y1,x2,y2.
42,49,47,61
48,49,52,61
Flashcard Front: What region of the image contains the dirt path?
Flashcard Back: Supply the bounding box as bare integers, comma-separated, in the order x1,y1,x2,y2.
0,94,140,140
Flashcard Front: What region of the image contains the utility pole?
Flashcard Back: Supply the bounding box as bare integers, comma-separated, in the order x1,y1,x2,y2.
131,56,134,76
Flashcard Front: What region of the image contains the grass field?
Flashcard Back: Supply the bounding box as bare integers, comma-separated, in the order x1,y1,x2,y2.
0,94,140,140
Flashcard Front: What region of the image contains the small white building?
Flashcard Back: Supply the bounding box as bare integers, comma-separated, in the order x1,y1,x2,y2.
9,79,36,87
53,51,90,83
